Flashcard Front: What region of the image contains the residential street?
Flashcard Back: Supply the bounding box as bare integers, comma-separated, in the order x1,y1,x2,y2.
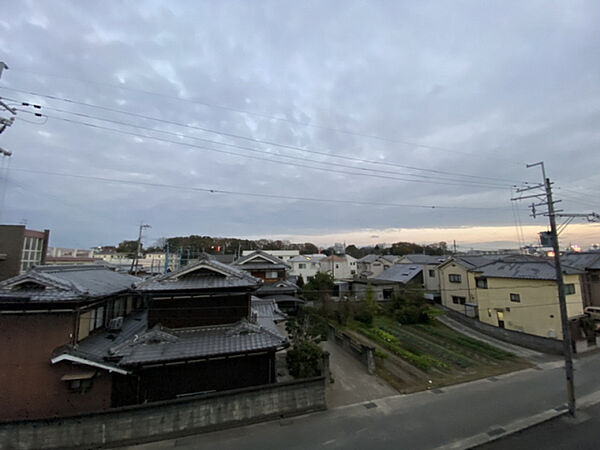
478,402,600,450
122,352,600,450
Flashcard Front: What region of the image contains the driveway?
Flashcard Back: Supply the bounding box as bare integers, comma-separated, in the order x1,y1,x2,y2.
322,339,397,408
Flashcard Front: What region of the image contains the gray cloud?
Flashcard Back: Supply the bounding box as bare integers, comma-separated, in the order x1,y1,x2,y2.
0,0,599,248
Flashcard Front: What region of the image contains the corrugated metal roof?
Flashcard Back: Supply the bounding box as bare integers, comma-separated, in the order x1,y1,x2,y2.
372,264,424,284
561,253,600,271
110,320,287,365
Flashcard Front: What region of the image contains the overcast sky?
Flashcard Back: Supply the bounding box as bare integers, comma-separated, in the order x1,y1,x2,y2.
0,0,599,249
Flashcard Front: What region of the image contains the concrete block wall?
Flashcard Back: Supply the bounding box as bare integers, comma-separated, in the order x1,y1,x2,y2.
443,307,563,355
0,377,326,450
329,325,376,374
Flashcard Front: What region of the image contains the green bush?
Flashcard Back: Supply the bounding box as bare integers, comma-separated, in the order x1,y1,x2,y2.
286,341,323,378
354,310,373,326
394,304,430,325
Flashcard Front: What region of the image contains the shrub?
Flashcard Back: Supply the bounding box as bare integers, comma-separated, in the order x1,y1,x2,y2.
354,310,374,326
286,341,323,378
394,304,430,325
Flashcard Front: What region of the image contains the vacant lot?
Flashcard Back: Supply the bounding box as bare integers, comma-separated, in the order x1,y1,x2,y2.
346,315,532,393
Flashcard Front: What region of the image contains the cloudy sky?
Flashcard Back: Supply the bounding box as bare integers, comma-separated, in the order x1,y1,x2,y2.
0,0,599,249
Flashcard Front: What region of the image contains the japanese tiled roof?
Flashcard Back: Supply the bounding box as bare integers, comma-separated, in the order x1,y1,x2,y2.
0,265,139,302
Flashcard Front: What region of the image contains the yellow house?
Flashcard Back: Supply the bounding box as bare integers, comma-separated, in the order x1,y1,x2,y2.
438,255,503,316
473,260,584,340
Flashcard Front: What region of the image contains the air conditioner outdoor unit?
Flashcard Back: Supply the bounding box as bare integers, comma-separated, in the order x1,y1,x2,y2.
108,316,124,331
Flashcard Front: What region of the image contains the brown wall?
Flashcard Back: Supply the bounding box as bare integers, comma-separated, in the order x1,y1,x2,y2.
147,292,250,328
0,225,25,281
250,269,286,282
581,270,600,307
0,313,112,420
113,352,276,406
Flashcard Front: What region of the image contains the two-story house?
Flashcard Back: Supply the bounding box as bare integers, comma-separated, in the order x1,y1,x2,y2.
561,252,600,307
319,254,358,279
356,254,397,278
288,254,326,281
438,255,504,317
0,265,141,420
54,258,288,408
473,259,585,339
234,251,301,313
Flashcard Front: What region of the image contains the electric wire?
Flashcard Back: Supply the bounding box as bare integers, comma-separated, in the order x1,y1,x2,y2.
6,70,525,166
1,87,527,183
11,102,513,188
9,167,515,211
14,108,516,190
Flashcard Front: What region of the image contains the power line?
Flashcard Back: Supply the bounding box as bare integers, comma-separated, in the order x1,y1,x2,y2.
1,86,527,183
6,70,526,166
14,108,515,190
11,102,512,188
9,166,515,211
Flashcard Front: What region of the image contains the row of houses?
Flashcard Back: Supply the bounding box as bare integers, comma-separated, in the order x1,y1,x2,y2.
0,250,303,421
437,253,600,340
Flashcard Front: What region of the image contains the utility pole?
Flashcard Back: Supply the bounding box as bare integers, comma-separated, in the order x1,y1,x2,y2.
512,162,600,417
130,223,151,276
164,242,170,274
544,175,575,417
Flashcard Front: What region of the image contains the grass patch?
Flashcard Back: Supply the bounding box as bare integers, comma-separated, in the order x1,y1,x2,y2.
413,323,513,360
358,326,447,372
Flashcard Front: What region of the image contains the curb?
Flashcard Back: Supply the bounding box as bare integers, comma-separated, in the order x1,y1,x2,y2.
435,389,600,450
434,407,568,450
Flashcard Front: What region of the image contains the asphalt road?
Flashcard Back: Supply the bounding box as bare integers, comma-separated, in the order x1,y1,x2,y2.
122,353,600,450
478,402,600,450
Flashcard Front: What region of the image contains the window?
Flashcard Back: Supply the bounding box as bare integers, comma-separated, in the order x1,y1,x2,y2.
510,293,521,303
564,284,575,295
476,278,488,289
449,274,462,283
428,269,435,278
266,271,278,279
89,308,97,331
452,296,466,305
383,289,393,300
114,298,124,317
298,263,306,269
95,306,104,329
335,264,339,269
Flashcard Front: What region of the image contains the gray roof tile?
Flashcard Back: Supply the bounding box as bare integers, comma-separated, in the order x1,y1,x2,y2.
137,258,260,292
109,319,287,365
474,260,583,280
0,265,140,302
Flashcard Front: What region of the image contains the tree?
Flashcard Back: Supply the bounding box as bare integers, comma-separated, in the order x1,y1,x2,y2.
296,274,305,289
285,308,326,378
303,272,335,302
116,240,138,256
